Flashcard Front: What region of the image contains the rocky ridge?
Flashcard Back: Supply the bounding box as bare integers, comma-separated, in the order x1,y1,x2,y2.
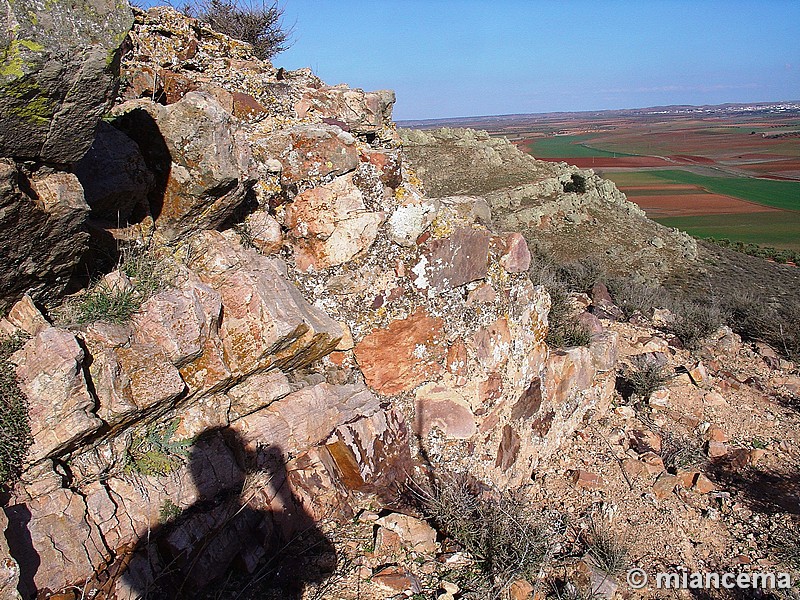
0,5,797,600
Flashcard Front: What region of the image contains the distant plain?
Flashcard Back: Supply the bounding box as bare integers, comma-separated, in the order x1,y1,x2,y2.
402,104,800,250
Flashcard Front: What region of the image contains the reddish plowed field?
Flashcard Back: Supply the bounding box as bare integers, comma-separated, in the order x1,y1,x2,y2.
631,193,781,217
670,154,715,164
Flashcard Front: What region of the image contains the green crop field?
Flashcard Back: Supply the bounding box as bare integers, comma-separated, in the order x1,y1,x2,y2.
525,135,636,158
649,170,800,211
656,211,800,250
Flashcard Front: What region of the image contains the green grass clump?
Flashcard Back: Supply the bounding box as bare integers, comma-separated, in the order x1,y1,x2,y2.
64,243,170,325
0,334,31,487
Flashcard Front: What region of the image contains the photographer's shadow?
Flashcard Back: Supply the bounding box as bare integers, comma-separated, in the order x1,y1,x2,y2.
122,427,336,599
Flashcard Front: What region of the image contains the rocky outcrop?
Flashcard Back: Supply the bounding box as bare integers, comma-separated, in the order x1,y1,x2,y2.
0,7,623,598
401,128,698,283
0,160,90,311
0,0,133,164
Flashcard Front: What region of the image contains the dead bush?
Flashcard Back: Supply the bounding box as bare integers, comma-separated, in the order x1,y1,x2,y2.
410,472,564,599
185,0,292,60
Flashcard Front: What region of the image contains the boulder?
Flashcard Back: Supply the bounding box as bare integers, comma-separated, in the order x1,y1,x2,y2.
0,0,133,163
295,87,395,135
73,121,153,223
413,227,490,291
5,485,107,597
187,231,342,375
256,124,359,184
112,93,254,241
414,383,476,440
353,309,446,395
284,174,385,271
0,160,90,311
11,328,102,462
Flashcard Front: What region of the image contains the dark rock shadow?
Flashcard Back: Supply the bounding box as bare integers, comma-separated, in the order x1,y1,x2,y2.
705,461,800,517
110,107,171,224
121,428,336,599
3,504,38,599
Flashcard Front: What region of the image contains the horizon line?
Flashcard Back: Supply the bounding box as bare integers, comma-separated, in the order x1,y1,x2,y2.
395,99,800,124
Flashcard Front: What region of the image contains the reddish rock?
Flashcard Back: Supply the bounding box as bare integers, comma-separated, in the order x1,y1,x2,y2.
591,282,614,304
231,383,381,458
511,378,543,421
11,328,102,462
89,342,186,424
707,440,728,459
375,513,437,554
132,280,222,367
161,70,197,103
480,372,505,404
473,317,511,370
284,174,385,271
371,565,422,594
231,91,266,119
242,210,283,255
324,408,412,496
373,527,402,557
495,425,521,470
693,473,716,494
113,93,253,242
622,458,647,479
414,383,476,439
225,370,291,420
639,452,666,475
4,295,50,336
260,124,359,184
499,232,532,273
653,473,679,498
630,429,662,454
446,339,468,376
189,231,342,375
466,282,496,305
353,309,446,395
588,330,618,372
705,425,728,443
5,486,107,597
417,227,491,291
360,148,402,188
544,347,595,407
571,470,604,490
295,87,395,135
509,579,535,600
578,311,604,334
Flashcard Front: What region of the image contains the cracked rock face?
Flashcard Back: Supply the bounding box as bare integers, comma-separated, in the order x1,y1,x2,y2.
0,160,90,311
0,0,133,163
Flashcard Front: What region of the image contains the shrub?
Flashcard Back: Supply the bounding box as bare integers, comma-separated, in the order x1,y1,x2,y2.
607,277,670,320
667,299,723,350
563,174,587,194
186,0,291,60
582,516,629,575
621,358,669,402
0,334,31,487
411,472,562,599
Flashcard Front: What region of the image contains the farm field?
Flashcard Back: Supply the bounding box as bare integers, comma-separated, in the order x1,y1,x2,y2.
412,103,800,250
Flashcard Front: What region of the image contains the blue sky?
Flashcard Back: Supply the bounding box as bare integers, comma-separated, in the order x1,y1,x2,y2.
146,1,800,120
